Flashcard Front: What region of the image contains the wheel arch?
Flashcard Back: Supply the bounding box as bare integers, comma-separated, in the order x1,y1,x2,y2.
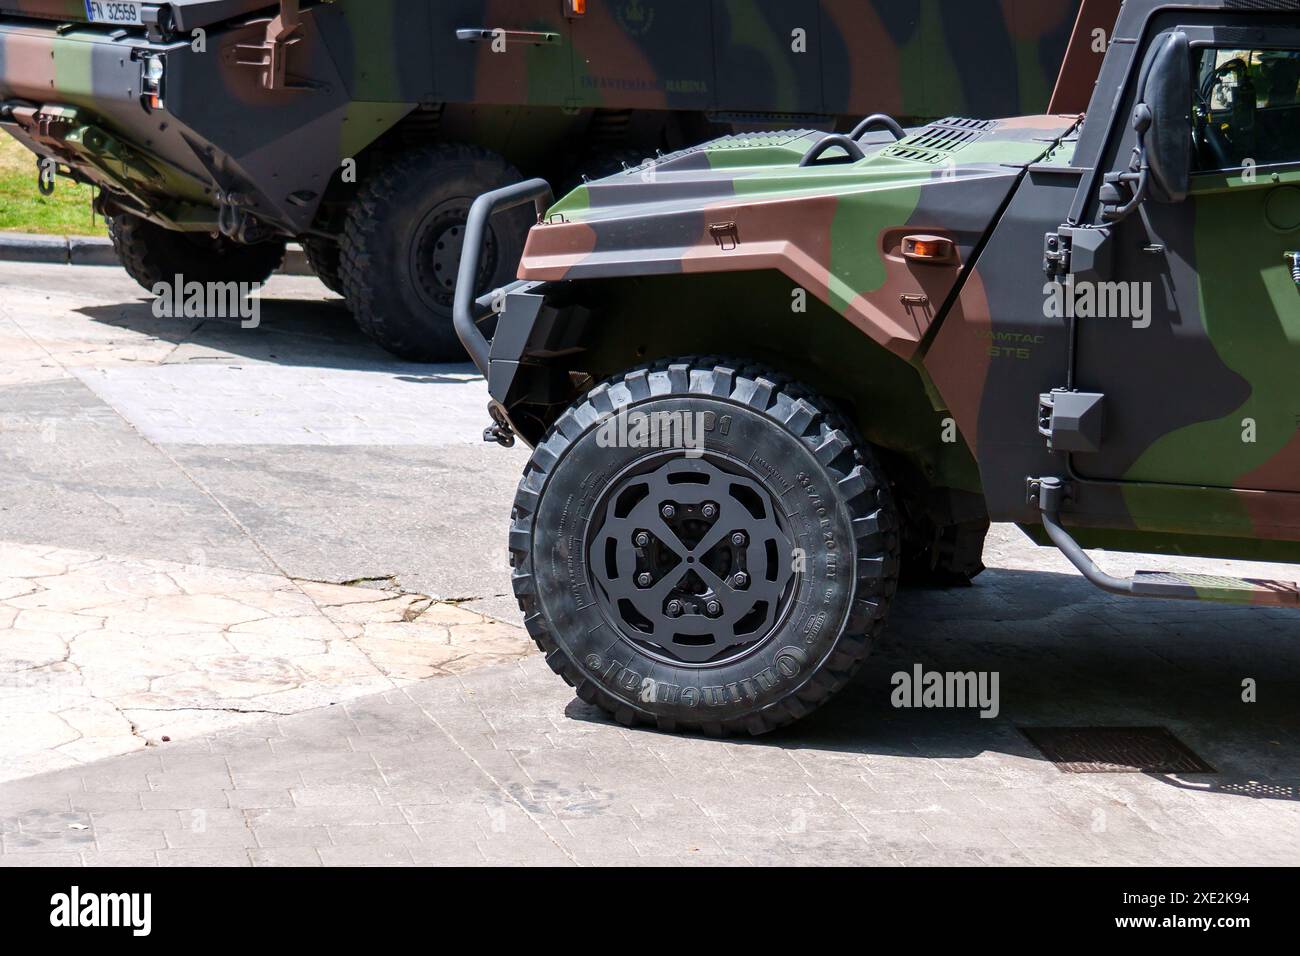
498,270,985,504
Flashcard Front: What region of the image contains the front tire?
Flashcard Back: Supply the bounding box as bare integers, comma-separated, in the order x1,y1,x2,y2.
510,360,900,736
339,144,533,362
108,213,285,291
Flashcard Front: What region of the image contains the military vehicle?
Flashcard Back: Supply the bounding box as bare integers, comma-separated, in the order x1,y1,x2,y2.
456,0,1300,735
0,0,1091,360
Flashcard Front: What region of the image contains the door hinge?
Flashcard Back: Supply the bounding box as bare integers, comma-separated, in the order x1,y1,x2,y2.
1044,225,1112,281
1043,231,1071,278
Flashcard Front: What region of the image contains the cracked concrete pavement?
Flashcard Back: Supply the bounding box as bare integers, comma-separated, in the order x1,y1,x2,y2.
0,542,530,782
2,262,1300,866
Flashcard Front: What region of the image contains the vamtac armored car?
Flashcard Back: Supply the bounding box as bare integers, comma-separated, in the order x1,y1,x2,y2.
456,0,1300,734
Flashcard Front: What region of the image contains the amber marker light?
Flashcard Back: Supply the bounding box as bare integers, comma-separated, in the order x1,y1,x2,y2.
566,0,587,15
902,235,956,263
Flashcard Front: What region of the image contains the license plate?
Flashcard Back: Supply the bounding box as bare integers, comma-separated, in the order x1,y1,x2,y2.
84,1,144,26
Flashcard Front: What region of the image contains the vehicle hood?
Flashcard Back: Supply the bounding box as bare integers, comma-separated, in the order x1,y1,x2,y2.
518,114,1081,359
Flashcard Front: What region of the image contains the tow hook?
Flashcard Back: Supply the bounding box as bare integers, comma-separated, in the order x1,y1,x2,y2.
483,403,516,448
36,158,56,196
218,194,275,245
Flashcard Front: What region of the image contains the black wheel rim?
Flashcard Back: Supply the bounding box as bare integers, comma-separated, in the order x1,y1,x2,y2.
586,452,800,667
411,200,498,313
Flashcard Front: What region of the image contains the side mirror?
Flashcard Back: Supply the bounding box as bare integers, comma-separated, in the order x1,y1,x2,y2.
1144,31,1192,203
1101,32,1192,221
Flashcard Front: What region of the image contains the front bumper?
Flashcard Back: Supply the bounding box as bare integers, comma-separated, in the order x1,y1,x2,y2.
455,179,563,440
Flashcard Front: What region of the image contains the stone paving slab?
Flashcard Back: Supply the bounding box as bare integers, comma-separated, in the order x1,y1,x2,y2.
73,364,493,446
0,541,531,783
0,264,337,389
166,443,527,616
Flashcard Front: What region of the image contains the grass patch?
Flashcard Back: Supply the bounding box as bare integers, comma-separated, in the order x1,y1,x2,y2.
0,134,106,236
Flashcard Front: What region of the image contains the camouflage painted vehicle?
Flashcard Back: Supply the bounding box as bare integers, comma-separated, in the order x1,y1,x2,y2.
456,0,1300,734
0,0,1090,360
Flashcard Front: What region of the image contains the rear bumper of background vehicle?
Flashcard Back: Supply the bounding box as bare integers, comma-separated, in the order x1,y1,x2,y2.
0,20,219,227
0,10,362,238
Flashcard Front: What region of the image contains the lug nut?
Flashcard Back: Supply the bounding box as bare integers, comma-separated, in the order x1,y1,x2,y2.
731,532,747,547
637,572,653,588
705,600,722,617
661,504,676,520
634,532,651,548
666,600,684,618
701,503,718,520
732,572,749,588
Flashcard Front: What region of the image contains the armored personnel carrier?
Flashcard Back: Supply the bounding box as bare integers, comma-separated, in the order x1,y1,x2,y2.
0,0,1091,359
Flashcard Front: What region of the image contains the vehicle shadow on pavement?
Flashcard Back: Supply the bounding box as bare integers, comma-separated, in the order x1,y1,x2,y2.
75,296,476,377
567,566,1300,802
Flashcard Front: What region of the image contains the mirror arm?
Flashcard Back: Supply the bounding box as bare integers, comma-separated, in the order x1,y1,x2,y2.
1101,148,1150,223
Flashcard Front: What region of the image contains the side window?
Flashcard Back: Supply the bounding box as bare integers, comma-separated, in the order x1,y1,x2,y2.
1193,47,1300,171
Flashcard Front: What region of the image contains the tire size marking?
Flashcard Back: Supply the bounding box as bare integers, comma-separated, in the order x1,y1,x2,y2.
585,647,809,709
796,471,841,581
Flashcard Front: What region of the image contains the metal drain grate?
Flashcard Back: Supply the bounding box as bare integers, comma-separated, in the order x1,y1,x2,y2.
1021,727,1217,774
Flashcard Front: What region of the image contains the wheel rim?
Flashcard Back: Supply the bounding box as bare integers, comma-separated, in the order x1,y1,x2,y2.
586,452,800,667
411,200,498,313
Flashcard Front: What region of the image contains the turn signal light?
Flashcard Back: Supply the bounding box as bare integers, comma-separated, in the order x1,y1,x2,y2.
902,235,955,263
566,0,586,15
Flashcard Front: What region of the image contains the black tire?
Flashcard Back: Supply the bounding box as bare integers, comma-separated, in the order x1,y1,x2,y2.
510,359,901,736
302,238,345,296
340,144,533,363
108,213,285,291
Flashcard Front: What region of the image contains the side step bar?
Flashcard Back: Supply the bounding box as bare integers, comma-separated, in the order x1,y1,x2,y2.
1035,477,1300,607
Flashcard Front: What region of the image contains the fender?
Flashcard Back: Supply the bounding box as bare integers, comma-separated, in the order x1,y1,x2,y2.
517,117,1080,361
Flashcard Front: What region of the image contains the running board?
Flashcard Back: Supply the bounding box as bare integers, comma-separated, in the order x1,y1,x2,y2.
1033,477,1300,607
1131,572,1299,605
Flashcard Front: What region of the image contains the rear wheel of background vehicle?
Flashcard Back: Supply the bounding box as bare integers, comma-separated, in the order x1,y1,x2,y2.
302,238,345,297
510,360,901,736
108,213,286,291
340,144,533,363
